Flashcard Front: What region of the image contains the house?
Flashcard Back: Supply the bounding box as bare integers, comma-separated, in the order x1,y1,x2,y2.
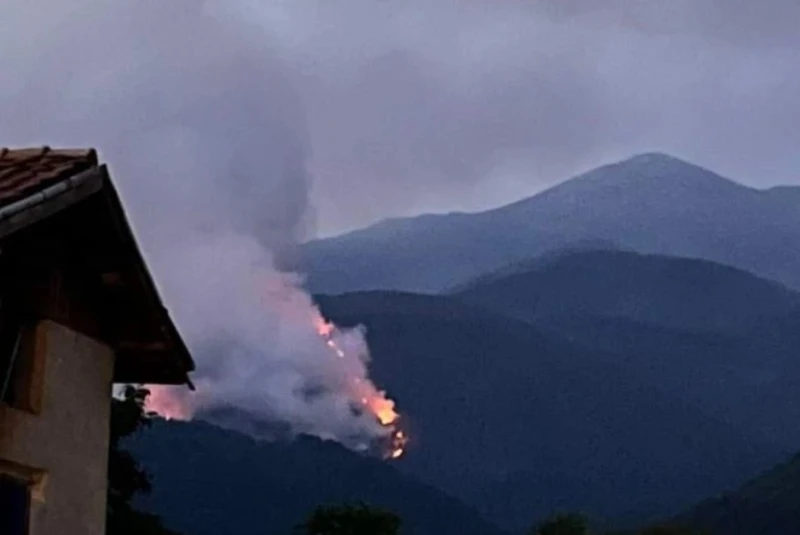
0,147,194,535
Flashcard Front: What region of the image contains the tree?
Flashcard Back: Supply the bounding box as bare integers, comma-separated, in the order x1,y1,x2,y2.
106,385,178,535
603,524,710,535
532,513,591,535
636,526,709,535
295,503,401,535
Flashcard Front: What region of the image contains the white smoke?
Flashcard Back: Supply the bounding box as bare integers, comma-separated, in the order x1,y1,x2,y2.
0,1,390,445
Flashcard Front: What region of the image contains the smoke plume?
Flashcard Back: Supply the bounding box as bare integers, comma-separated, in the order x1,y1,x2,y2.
0,1,393,447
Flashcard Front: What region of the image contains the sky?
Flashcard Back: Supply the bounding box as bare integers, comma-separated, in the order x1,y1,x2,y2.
237,0,800,236
2,0,800,239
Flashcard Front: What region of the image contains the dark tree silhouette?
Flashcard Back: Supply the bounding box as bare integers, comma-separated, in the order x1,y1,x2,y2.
295,503,401,535
106,385,178,535
532,513,590,535
636,526,709,535
604,523,710,534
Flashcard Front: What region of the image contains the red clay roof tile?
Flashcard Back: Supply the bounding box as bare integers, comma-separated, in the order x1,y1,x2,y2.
0,147,98,209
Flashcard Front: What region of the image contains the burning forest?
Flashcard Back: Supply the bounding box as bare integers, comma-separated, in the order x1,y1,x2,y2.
314,316,409,460
147,308,408,460
144,260,410,461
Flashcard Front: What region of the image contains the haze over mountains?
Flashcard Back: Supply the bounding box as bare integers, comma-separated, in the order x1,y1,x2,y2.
136,153,800,534
300,153,800,294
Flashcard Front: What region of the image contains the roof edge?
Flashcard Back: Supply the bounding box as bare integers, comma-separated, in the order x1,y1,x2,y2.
0,166,105,240
97,166,195,387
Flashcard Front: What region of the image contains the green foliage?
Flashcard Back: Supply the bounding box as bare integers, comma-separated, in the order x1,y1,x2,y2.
295,503,401,535
532,513,590,535
107,385,178,535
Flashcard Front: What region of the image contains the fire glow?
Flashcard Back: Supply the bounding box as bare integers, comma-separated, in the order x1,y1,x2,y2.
314,316,409,460
145,311,409,461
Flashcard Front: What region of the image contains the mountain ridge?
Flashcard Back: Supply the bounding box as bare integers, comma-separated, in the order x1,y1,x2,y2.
452,248,800,333
314,290,782,529
300,152,800,294
451,249,800,449
678,451,800,535
309,152,754,246
129,419,510,535
491,152,753,216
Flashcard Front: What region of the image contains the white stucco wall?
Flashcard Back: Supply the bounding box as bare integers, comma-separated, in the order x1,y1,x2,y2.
0,320,115,535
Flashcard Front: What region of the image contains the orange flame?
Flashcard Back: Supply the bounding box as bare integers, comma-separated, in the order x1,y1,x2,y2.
389,429,409,460
313,315,407,459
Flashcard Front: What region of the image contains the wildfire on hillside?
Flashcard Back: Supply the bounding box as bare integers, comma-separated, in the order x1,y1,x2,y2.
145,313,408,461
313,316,409,460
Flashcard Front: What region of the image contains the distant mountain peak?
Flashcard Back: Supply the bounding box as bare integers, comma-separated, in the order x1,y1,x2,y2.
624,152,689,166
614,152,724,180
489,152,746,222
548,151,749,197
300,150,800,296
605,151,719,178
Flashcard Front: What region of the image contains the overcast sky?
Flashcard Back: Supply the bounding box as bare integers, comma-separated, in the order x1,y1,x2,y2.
4,1,800,237
243,0,800,236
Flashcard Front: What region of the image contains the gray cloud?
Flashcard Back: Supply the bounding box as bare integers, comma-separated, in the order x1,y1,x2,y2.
229,0,800,234
535,0,800,46
5,1,796,236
